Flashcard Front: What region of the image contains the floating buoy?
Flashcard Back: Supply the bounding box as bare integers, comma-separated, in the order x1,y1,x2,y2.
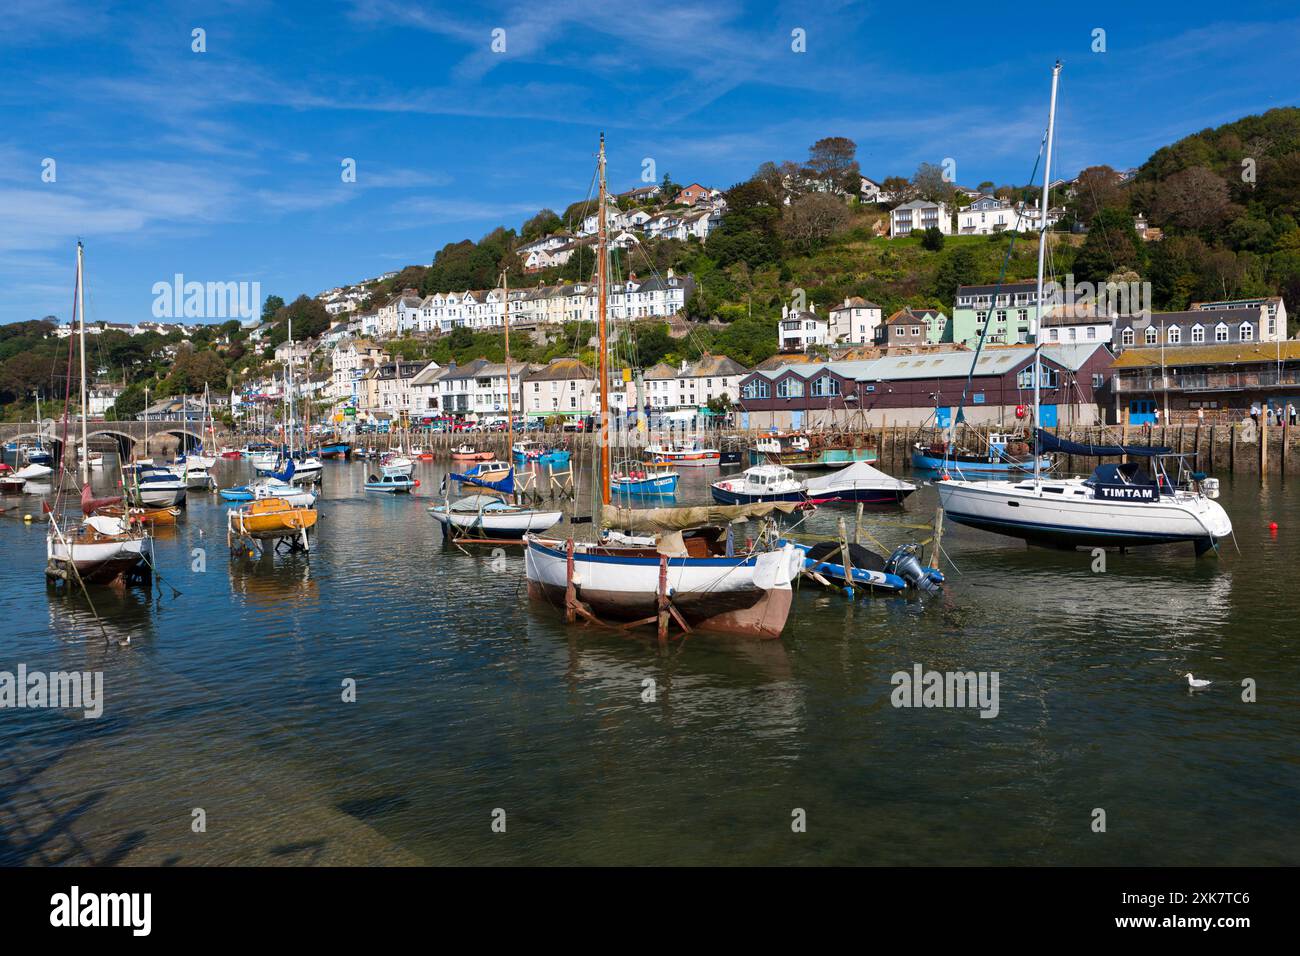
24,514,33,523
1270,521,1279,532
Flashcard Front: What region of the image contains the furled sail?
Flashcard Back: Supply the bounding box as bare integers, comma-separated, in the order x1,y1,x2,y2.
1035,429,1171,458
603,501,802,532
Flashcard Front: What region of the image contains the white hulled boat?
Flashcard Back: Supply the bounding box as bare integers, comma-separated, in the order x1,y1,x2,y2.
934,62,1232,558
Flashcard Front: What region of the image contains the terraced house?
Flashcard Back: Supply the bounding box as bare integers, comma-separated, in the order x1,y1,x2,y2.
1112,306,1283,350
523,357,596,420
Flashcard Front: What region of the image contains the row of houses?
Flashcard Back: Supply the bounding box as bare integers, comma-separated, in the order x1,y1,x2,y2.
348,271,695,338
889,197,1066,238
777,288,1289,353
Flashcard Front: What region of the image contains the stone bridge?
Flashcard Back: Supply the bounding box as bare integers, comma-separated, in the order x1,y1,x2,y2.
0,419,217,464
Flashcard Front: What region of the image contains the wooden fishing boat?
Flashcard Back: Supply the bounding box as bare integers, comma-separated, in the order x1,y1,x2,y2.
749,431,877,469
611,461,679,496
47,514,152,584
227,496,318,540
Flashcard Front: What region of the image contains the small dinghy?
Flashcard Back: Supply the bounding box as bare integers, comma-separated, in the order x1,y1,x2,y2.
790,540,943,594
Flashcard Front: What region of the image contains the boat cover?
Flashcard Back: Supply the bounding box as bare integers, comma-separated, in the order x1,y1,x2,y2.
602,501,801,532
804,461,915,492
81,483,123,516
268,459,297,482
1035,429,1171,458
450,468,514,494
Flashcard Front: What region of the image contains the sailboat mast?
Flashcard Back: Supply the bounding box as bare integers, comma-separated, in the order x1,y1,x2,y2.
1033,60,1061,485
287,317,295,458
597,133,611,506
77,241,89,483
503,271,514,462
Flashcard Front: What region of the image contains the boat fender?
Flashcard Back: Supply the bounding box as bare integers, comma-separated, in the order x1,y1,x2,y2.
414,479,420,487
1015,404,1028,419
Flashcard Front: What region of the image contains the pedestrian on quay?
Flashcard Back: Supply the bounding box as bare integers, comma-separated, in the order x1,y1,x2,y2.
1197,406,1205,425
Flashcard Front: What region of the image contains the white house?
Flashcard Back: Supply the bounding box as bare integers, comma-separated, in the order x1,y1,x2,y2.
779,304,828,351
890,200,952,237
957,195,1015,235
828,297,884,345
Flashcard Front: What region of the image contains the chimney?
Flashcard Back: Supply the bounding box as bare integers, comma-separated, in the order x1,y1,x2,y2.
782,304,789,318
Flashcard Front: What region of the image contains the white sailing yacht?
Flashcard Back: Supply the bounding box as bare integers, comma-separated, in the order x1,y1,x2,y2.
47,241,152,583
523,135,802,638
935,62,1233,557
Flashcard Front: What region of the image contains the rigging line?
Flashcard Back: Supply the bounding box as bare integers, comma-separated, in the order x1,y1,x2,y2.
952,138,1048,422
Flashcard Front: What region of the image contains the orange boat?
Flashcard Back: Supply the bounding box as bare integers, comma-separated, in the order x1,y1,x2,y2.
227,496,317,547
98,504,182,526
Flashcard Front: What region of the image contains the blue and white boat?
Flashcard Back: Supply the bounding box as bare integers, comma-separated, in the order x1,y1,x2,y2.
365,473,417,493
611,463,679,497
710,465,806,505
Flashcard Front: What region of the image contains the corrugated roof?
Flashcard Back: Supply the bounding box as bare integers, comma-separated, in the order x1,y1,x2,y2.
1112,342,1300,368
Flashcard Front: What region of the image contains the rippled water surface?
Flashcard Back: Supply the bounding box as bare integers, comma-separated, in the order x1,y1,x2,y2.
1,457,1297,865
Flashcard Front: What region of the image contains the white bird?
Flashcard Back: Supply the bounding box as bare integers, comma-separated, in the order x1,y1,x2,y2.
1186,673,1212,689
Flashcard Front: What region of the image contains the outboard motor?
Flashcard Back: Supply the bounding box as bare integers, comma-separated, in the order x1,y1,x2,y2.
1201,476,1220,499
885,543,943,594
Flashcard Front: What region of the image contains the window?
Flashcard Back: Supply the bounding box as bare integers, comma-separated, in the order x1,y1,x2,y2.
1017,366,1059,389
1168,326,1180,344
1092,373,1105,389
741,380,770,400
810,376,840,397
1240,322,1254,341
776,378,804,398
1215,322,1229,342
1086,326,1096,340
1145,327,1157,344
1048,328,1059,342
1191,324,1205,343
1122,328,1135,346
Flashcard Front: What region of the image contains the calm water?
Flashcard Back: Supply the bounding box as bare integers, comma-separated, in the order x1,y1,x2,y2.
1,456,1297,866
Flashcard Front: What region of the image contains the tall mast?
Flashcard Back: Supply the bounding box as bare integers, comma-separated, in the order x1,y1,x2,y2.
287,317,295,458
77,241,89,483
597,133,611,506
1033,60,1061,486
503,270,514,463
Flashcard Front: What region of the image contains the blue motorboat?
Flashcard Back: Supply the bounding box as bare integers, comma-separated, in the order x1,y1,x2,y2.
611,469,679,496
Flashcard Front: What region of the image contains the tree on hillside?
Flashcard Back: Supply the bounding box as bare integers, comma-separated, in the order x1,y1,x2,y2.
1072,207,1146,284
920,226,945,251
932,246,979,305
782,193,849,249
1150,166,1235,233
1069,165,1125,224
522,208,563,242
261,295,284,323
805,137,861,194
912,163,955,204
882,176,913,202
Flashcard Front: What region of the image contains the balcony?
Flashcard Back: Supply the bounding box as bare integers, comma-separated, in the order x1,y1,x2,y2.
1114,369,1300,393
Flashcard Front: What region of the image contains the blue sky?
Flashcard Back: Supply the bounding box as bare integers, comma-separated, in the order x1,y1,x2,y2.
2,0,1297,327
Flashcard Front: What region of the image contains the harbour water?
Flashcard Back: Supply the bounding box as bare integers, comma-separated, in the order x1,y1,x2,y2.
1,458,1298,865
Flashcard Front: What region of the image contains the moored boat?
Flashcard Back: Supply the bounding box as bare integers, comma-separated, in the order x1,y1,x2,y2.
366,472,418,493
227,496,318,542
711,465,806,505
803,461,916,505
645,440,720,467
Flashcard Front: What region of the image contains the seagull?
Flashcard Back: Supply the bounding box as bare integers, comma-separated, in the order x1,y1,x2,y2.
1186,673,1212,689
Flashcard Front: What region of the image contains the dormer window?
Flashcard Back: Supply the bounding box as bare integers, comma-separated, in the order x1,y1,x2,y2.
1191,324,1205,343
1145,327,1158,344
1214,322,1229,342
